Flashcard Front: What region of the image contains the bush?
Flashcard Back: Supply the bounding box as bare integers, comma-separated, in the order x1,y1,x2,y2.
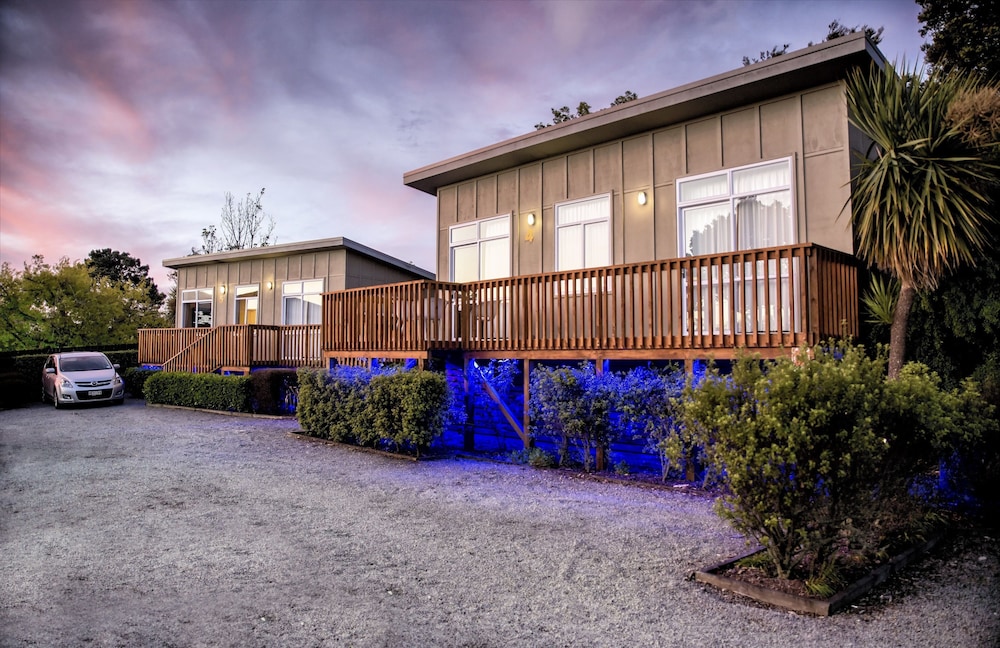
296,366,453,455
528,364,617,471
681,340,995,584
144,372,252,412
615,365,693,480
247,369,298,415
123,367,158,398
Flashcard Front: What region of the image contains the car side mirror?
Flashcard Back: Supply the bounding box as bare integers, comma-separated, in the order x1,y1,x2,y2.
45,367,55,374
113,364,121,370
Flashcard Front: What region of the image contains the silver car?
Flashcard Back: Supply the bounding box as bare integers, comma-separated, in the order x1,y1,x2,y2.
41,352,125,408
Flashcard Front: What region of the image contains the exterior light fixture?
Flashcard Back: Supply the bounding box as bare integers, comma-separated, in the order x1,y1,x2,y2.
637,191,648,206
527,213,536,226
266,281,273,290
220,285,227,295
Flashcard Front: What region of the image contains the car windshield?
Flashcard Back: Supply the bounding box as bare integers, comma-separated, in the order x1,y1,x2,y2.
60,357,111,372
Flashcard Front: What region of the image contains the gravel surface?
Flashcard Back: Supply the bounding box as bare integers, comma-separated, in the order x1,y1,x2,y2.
1,400,998,647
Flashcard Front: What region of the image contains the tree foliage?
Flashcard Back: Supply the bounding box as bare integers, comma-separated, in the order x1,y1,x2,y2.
193,187,275,254
0,256,169,351
86,248,164,307
845,63,999,378
534,91,638,130
918,0,1000,80
742,19,882,66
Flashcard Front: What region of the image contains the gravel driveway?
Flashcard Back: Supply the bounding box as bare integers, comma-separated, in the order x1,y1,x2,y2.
1,400,998,647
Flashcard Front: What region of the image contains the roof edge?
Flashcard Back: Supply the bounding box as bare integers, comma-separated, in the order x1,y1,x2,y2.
404,33,884,196
163,236,434,280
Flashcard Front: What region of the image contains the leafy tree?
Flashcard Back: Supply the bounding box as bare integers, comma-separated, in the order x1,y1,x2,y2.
0,256,168,351
742,44,788,66
918,0,1000,80
534,92,637,130
845,63,999,378
86,248,164,307
193,187,275,254
742,19,882,67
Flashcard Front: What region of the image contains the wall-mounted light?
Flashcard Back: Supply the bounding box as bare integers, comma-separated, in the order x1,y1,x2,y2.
637,191,648,206
526,212,536,226
220,285,227,295
266,281,273,290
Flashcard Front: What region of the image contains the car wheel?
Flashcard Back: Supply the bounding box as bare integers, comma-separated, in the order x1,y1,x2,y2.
53,392,62,409
41,388,48,404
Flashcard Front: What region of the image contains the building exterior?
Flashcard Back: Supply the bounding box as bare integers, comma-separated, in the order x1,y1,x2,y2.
164,237,433,329
139,237,432,373
319,33,877,369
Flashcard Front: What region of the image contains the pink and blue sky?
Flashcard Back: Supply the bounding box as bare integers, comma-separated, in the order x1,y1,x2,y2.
1,0,927,289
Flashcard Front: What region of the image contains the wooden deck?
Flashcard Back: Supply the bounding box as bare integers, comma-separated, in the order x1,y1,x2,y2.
323,243,857,363
140,244,857,372
139,324,322,373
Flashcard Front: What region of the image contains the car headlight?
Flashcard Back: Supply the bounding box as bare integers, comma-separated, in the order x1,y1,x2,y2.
113,375,123,387
57,376,74,389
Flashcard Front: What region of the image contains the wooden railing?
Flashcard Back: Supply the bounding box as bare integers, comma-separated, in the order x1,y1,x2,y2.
138,325,322,372
322,244,857,357
322,280,464,354
140,244,857,370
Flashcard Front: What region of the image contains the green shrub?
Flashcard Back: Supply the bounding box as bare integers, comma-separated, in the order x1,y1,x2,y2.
144,372,252,412
247,369,298,415
296,367,452,455
123,367,158,398
615,365,693,480
528,364,617,471
681,340,994,583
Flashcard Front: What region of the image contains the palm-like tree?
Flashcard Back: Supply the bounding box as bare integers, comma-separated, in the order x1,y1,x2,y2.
846,63,998,378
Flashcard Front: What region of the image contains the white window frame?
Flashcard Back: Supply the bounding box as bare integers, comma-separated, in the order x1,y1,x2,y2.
675,157,799,336
554,193,612,271
676,156,796,257
282,279,324,325
234,284,259,325
180,288,213,328
448,213,511,282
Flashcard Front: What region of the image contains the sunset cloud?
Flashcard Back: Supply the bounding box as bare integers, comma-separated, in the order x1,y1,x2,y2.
1,0,925,289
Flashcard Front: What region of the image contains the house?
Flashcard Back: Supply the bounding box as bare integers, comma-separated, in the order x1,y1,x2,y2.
138,237,433,373
324,33,877,369
140,34,880,445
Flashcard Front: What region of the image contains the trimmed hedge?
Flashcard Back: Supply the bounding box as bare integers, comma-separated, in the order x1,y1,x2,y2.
297,366,453,456
144,372,252,412
123,367,158,398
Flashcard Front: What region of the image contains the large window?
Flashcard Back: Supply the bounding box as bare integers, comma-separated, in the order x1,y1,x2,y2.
181,289,213,328
283,280,323,325
676,158,798,336
449,214,510,282
556,194,611,271
677,157,794,256
235,285,259,324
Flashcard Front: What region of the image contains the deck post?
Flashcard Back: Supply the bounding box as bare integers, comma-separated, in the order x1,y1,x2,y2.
463,358,476,451
522,359,533,449
594,358,606,471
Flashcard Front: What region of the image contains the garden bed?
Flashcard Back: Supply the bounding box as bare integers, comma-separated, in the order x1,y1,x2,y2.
692,532,945,616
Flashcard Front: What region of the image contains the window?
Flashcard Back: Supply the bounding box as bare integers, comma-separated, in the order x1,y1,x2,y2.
449,214,510,282
282,280,323,325
181,289,213,328
676,158,799,336
677,157,794,256
556,194,611,270
235,285,259,324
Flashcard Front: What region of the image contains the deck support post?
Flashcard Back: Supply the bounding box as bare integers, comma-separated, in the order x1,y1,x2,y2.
463,359,476,452
522,359,533,450
594,358,606,472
